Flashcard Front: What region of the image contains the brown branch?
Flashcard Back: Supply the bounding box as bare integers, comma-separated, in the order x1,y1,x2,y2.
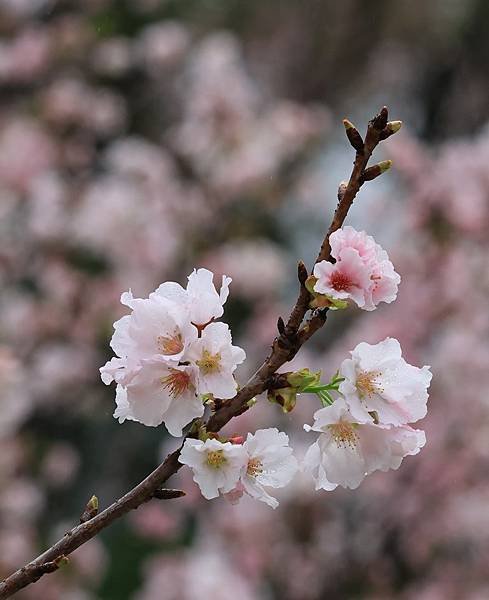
315,106,390,265
0,107,395,599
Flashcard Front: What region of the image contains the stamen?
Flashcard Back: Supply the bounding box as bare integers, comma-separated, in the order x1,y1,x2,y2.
330,271,353,292
157,332,184,355
196,349,221,375
328,421,359,449
356,370,383,398
246,457,263,478
206,449,227,469
161,369,191,398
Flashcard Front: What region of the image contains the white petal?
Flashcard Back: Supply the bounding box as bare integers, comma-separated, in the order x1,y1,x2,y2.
353,338,402,371
318,433,367,490
163,393,204,437
242,477,279,509
303,440,337,491
193,471,221,500
199,371,238,399
201,321,232,349
150,281,187,305
113,385,135,423
110,315,133,357
220,275,232,305
125,367,173,427
120,289,136,308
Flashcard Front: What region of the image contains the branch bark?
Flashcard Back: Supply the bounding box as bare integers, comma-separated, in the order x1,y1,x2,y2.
0,107,393,599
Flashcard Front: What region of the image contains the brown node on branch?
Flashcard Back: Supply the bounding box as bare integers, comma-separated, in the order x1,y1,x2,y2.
79,495,99,524
267,372,290,390
153,489,186,500
26,556,69,582
379,120,402,141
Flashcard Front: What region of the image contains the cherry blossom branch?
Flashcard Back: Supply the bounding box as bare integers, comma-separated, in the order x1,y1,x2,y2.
0,106,396,599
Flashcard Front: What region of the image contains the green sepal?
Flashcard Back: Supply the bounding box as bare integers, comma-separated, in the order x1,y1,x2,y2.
268,388,297,413
287,368,321,391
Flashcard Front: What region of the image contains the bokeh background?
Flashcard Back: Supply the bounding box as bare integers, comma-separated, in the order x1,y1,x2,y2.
1,1,489,598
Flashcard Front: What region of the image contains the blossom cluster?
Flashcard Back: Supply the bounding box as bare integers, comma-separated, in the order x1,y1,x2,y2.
303,337,432,490
179,428,298,508
313,226,400,310
100,269,245,436
100,226,431,506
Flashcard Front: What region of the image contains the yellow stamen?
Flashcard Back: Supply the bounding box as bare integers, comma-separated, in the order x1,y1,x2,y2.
157,332,184,355
161,369,191,398
246,457,263,478
356,370,383,398
328,421,359,449
196,349,221,375
206,449,227,469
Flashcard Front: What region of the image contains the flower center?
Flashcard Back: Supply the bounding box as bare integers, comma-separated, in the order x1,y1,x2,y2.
330,271,353,292
246,457,263,478
206,449,227,469
356,370,383,398
328,421,359,449
157,332,184,355
196,349,221,375
161,369,192,398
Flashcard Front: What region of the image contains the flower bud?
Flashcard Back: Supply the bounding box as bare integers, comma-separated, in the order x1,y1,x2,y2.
268,387,297,413
337,180,348,201
54,556,70,569
80,495,99,523
343,118,364,152
379,120,402,140
228,435,245,445
361,160,392,182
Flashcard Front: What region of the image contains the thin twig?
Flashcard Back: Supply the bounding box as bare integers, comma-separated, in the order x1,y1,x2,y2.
0,107,393,599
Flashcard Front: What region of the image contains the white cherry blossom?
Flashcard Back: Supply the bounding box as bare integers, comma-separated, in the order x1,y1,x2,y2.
303,399,426,490
240,428,298,508
114,362,203,436
100,291,198,386
100,268,243,435
179,438,248,499
152,268,232,327
338,338,432,426
187,322,246,399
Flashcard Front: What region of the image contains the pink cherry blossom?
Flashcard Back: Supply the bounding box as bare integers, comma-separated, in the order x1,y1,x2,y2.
314,226,400,310
329,225,381,263
313,247,372,308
